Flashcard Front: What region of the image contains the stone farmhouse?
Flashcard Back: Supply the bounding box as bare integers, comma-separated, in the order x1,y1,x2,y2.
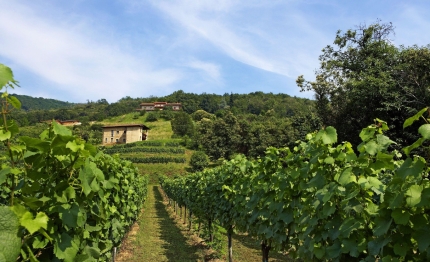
102,124,150,145
137,102,182,111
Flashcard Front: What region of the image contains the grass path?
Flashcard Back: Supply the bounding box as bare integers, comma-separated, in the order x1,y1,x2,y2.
116,185,208,261
116,185,291,261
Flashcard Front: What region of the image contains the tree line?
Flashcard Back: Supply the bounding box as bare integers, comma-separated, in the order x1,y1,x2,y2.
297,20,430,154
9,91,314,127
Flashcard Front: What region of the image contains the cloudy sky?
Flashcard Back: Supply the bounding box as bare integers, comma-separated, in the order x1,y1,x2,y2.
0,0,429,103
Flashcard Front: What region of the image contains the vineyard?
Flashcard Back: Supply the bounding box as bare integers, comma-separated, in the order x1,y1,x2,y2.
103,146,185,155
3,59,430,261
102,141,187,165
160,112,430,262
0,65,148,261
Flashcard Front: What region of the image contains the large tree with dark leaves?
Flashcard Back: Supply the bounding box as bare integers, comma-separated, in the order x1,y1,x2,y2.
297,21,430,149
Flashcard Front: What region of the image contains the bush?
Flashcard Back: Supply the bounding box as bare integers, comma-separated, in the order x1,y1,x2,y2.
146,112,159,122
160,110,174,120
171,111,194,137
189,151,209,172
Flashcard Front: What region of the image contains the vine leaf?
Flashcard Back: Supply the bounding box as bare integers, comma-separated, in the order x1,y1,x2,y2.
0,64,15,88
66,140,85,152
20,211,49,234
406,185,422,207
316,126,337,144
0,206,21,262
54,233,80,261
6,96,21,109
413,229,430,251
0,130,11,141
52,121,72,136
373,217,392,236
391,209,410,225
338,167,356,186
403,107,428,129
418,124,430,139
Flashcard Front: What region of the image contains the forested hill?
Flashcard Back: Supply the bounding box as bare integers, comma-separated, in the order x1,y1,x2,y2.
10,91,315,127
160,90,314,117
3,93,75,110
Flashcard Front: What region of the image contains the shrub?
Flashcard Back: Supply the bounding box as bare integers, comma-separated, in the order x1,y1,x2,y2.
189,151,209,172
146,112,159,122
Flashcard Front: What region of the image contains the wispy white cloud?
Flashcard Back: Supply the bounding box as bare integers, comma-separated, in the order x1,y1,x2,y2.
149,0,333,82
0,2,182,102
187,59,222,82
151,1,282,74
1,0,430,102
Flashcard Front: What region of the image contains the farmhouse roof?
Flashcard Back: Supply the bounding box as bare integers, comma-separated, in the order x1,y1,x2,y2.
102,124,150,130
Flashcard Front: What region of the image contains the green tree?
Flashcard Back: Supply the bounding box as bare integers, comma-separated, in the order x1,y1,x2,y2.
171,111,194,137
191,109,215,121
297,21,430,149
196,112,241,160
145,112,159,122
189,151,209,172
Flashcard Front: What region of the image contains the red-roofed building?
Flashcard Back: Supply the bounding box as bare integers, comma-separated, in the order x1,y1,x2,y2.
137,102,182,111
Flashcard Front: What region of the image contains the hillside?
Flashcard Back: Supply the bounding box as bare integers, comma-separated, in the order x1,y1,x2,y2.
4,93,75,110
9,91,315,127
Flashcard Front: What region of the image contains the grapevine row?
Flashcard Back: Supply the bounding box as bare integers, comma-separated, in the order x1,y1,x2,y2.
0,77,149,261
160,113,430,262
104,140,181,149
1,120,149,261
124,156,186,164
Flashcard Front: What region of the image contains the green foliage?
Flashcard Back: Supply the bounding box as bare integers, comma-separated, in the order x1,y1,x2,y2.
159,107,175,120
0,206,21,262
0,93,74,111
195,111,241,160
171,111,194,137
124,156,186,164
192,110,215,121
103,146,185,154
0,63,148,261
161,110,430,261
297,21,430,151
165,141,180,147
196,113,299,160
145,112,159,122
189,151,209,172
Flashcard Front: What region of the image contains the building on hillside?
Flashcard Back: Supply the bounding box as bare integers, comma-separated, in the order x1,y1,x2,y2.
102,124,150,145
137,102,182,111
41,120,82,126
59,120,82,126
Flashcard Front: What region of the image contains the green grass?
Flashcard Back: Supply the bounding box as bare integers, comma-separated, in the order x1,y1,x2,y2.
102,114,292,261
117,185,292,261
116,185,208,262
143,120,174,140
101,112,145,124
133,149,193,184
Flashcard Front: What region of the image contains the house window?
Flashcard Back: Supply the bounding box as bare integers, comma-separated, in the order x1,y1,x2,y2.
105,138,107,143
111,138,113,142
111,130,114,137
123,139,126,142
116,139,119,142
117,131,119,134
124,130,127,133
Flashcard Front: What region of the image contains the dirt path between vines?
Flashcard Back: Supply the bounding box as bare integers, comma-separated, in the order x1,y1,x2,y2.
116,185,291,262
116,185,210,261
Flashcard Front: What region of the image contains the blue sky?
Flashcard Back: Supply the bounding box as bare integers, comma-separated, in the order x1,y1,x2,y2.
0,0,429,103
